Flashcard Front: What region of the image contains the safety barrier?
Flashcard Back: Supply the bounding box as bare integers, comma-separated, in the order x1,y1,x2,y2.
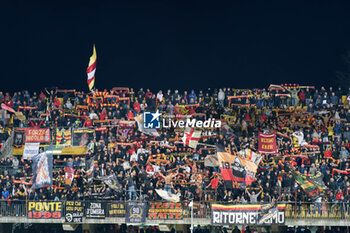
0,200,348,220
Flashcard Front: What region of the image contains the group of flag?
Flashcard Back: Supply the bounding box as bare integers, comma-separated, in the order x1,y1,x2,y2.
28,45,324,226
30,150,121,192
217,145,260,188
135,113,202,149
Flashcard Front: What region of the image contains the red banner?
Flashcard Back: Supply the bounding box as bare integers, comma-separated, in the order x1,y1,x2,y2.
25,128,51,142
258,132,277,154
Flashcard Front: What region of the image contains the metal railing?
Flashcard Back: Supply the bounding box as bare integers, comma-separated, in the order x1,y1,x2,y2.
0,200,349,220
284,201,350,219
0,200,26,217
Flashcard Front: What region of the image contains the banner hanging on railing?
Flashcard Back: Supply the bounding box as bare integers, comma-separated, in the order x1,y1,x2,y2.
125,202,147,223
25,128,51,143
27,201,62,219
85,202,106,219
72,128,94,147
107,202,126,217
13,129,25,146
56,128,72,147
65,201,83,223
211,203,285,226
23,142,40,160
148,202,183,220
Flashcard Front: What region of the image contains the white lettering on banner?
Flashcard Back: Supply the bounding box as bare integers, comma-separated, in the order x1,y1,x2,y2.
236,213,242,224
213,212,220,224
212,210,285,225
90,203,101,208
87,209,104,215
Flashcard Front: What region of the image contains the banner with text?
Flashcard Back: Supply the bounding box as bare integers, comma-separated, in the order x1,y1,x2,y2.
65,201,83,223
27,201,62,219
148,202,183,220
85,202,106,219
125,202,147,223
211,203,285,226
25,128,51,143
258,132,277,154
107,202,126,217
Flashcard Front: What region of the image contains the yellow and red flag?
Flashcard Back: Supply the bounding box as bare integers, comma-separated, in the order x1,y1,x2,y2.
86,45,97,91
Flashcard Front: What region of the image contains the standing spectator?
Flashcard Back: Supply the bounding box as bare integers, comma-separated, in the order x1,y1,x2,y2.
133,100,141,114
126,172,137,200
299,90,306,107
288,87,300,107
246,189,262,203
313,196,322,216
156,91,163,103
218,89,225,107
1,188,9,200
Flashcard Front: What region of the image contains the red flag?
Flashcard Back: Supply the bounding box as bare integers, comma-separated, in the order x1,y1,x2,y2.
258,132,277,154
64,160,74,189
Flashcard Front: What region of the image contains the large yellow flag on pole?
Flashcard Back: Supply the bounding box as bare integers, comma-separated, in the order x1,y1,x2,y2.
86,45,97,91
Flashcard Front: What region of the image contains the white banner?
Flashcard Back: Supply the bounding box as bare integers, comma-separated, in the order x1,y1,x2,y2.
23,142,40,160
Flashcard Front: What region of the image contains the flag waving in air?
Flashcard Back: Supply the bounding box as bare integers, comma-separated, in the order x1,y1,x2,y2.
86,44,97,91
182,128,201,149
64,158,74,189
155,189,181,203
31,146,53,189
291,169,326,199
216,144,258,189
239,148,262,166
86,156,96,183
101,174,122,192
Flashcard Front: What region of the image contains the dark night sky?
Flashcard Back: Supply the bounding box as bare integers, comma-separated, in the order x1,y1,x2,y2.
2,0,350,93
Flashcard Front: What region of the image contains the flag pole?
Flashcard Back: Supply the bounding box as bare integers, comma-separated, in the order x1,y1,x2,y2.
189,200,194,233
175,141,215,148
197,143,215,147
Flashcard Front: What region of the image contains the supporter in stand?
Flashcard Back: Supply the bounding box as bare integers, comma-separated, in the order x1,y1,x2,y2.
0,85,350,218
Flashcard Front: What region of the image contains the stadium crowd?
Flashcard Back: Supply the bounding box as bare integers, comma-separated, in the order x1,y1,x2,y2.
1,85,350,219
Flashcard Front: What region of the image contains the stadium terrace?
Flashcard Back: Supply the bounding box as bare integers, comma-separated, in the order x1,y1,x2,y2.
0,85,350,232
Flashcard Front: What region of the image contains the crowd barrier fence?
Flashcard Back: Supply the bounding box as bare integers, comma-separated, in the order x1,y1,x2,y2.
0,200,348,220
